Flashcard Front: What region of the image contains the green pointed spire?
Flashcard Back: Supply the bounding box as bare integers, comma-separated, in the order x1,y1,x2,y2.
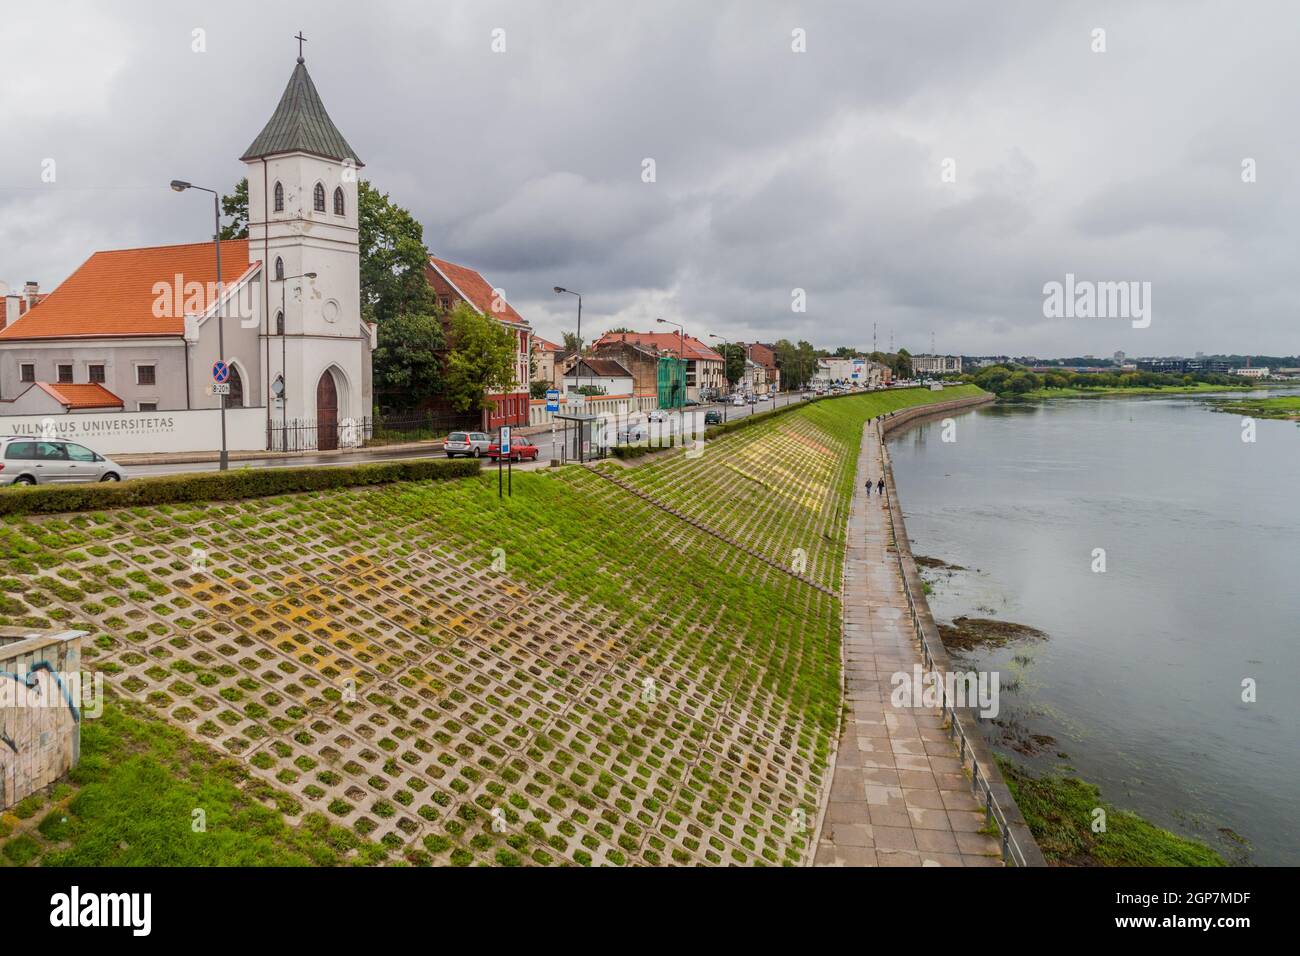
241,58,363,166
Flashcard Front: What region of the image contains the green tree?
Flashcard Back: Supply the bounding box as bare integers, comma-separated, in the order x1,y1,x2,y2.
372,313,445,407
220,178,249,240
772,339,819,390
359,181,434,325
891,348,913,380
562,331,583,355
444,303,518,413
529,380,550,399
719,344,746,387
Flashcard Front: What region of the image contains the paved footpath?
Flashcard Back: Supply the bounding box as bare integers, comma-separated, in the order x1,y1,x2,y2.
813,420,1003,866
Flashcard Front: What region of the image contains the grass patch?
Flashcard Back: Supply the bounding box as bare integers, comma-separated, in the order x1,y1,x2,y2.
0,699,381,867
1206,395,1300,421
998,757,1225,867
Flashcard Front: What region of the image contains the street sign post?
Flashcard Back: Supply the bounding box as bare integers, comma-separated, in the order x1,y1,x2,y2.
212,382,230,396
545,389,559,413
212,361,230,384
498,426,513,499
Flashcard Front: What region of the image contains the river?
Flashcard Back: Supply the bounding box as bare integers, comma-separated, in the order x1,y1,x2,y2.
887,389,1300,865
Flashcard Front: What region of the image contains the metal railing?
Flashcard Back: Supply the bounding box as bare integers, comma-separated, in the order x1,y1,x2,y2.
878,432,1031,867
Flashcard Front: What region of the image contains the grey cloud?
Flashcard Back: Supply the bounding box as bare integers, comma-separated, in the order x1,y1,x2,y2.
2,0,1297,355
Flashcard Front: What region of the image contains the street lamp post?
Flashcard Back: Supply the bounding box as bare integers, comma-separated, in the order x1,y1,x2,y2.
273,271,316,450
709,333,729,423
553,287,583,459
170,179,231,470
656,317,685,409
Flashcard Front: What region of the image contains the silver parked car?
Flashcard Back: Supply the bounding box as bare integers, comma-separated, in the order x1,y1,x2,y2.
0,436,126,485
443,431,492,458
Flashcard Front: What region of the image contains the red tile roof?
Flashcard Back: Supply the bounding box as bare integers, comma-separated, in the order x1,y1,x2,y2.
427,256,529,329
592,330,723,362
36,382,124,410
532,336,562,352
0,240,257,340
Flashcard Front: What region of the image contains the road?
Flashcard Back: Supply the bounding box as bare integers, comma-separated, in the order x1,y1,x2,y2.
124,392,811,478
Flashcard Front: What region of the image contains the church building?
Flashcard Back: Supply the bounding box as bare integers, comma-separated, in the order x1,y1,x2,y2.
0,51,374,452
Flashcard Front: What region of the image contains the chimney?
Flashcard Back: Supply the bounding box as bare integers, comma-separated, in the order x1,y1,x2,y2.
23,281,39,310
3,294,19,329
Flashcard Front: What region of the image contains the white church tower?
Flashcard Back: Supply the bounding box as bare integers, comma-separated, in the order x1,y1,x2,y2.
242,44,373,449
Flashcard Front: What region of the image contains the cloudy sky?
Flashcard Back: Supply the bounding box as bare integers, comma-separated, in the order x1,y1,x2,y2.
2,0,1296,356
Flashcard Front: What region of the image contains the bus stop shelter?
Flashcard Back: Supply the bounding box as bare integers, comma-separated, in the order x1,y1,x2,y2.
555,412,604,463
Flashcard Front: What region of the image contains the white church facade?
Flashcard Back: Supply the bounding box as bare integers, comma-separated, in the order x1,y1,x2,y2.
0,53,374,453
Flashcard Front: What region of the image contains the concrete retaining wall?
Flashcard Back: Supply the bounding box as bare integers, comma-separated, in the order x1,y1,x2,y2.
0,629,85,810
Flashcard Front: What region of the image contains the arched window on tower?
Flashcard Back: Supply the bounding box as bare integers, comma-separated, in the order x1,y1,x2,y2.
333,186,345,216
313,182,325,212
275,257,284,281
275,310,284,336
273,181,284,212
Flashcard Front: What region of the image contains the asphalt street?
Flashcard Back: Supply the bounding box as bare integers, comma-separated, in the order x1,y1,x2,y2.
124,394,808,478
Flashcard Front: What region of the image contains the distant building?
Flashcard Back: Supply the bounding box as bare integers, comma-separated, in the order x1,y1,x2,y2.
563,358,634,396
425,256,531,429
531,336,563,388
744,342,780,393
590,330,724,403
911,354,963,375
1113,350,1126,365
1232,366,1270,379
1136,358,1233,374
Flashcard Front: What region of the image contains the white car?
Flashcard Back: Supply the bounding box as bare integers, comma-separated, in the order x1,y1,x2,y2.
444,431,492,458
0,436,126,485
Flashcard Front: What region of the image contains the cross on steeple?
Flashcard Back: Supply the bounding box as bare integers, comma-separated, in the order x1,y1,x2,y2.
294,31,307,62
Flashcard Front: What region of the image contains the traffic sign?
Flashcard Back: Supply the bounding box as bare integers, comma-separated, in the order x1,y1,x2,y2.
212,361,230,383
545,388,560,412
500,426,512,455
212,382,230,396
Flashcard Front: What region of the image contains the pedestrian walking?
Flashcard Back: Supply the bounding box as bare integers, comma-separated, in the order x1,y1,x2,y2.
877,478,885,496
864,478,872,496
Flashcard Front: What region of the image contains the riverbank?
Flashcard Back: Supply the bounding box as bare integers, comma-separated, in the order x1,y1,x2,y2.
882,397,1238,867
998,760,1228,866
1015,382,1259,400
1206,395,1300,421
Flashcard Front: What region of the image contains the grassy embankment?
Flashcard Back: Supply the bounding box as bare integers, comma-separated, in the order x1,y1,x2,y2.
1206,395,1300,421
0,386,981,867
998,759,1226,866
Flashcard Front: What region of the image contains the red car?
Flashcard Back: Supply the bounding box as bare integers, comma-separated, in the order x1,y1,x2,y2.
485,439,540,462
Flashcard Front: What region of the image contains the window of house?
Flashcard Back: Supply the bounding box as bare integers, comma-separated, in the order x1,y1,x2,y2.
19,363,34,383
57,364,73,383
333,186,345,215
276,310,285,335
137,365,156,386
88,364,105,383
273,181,284,212
138,402,158,412
275,257,284,281
313,182,325,212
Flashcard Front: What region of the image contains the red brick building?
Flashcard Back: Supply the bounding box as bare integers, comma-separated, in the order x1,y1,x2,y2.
425,256,531,429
